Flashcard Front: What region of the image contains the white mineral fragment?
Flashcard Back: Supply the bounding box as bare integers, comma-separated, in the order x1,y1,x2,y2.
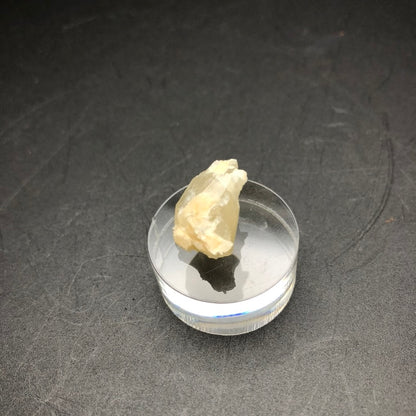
173,159,247,259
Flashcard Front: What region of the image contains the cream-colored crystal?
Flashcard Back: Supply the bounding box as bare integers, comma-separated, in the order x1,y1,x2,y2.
173,159,247,259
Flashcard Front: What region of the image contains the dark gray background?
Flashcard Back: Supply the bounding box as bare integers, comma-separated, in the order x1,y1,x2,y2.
1,1,415,415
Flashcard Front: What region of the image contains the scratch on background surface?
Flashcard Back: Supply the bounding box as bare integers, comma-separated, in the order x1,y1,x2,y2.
324,122,347,128
299,384,320,416
29,289,126,416
332,106,349,114
15,304,59,373
66,253,142,295
0,141,68,211
0,92,70,145
400,168,416,189
0,102,91,211
62,15,98,32
340,370,358,416
330,136,394,263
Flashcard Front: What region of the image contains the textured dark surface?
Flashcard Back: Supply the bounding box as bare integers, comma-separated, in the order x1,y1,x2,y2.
1,1,415,415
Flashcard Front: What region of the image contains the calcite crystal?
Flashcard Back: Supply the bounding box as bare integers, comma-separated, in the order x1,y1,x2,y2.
173,159,247,259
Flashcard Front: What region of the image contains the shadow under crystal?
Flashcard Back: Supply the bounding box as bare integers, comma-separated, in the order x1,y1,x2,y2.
189,253,239,293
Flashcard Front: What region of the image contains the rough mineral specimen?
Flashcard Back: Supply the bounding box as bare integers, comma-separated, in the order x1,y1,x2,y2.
173,159,247,259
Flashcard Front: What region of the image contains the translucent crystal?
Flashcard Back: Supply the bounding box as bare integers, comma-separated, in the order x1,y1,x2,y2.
173,159,248,259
